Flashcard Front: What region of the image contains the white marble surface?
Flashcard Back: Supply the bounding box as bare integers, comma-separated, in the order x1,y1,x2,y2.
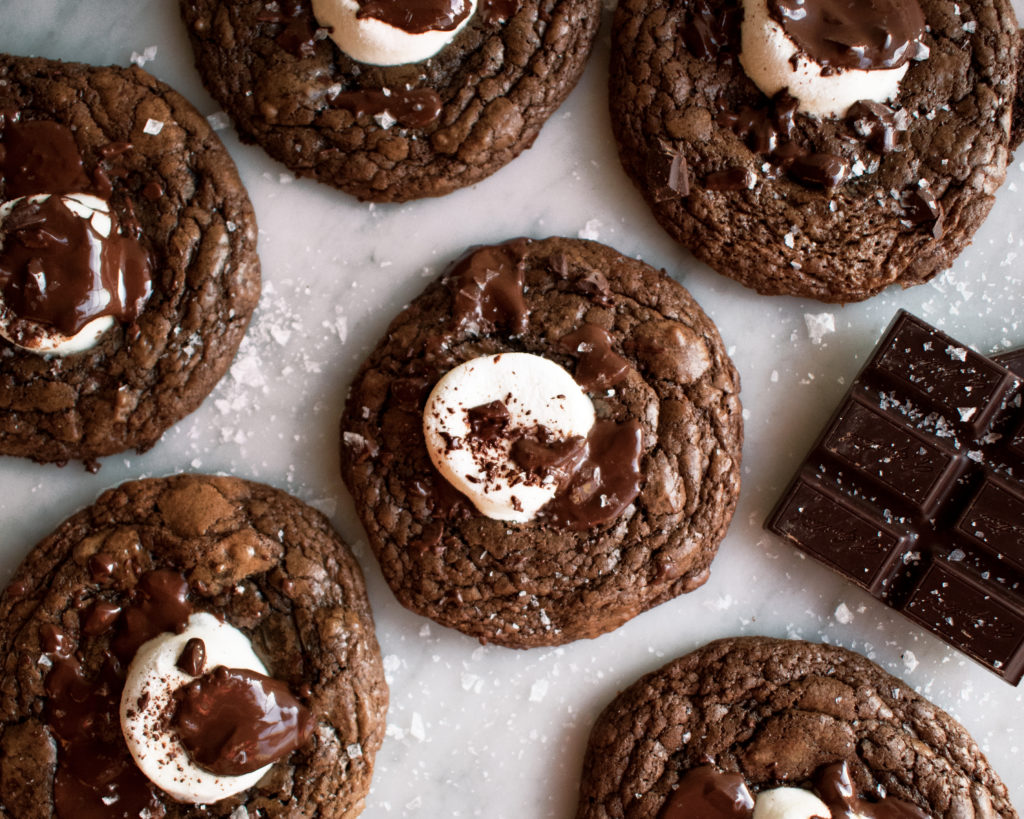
1,0,1023,814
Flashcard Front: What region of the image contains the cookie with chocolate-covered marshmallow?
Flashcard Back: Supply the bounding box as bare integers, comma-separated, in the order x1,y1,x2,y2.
340,237,743,648
575,637,1017,818
0,474,387,818
610,0,1022,302
0,55,260,465
180,0,601,202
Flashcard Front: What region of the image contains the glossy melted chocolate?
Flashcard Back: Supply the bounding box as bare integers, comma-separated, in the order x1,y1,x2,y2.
660,762,931,819
0,120,91,199
173,666,315,776
43,570,190,818
448,240,529,335
0,194,152,336
768,0,926,72
357,0,471,33
331,87,443,128
0,119,152,337
560,324,630,392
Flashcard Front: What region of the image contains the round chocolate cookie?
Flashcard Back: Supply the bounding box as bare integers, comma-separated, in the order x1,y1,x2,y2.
609,0,1022,302
339,237,743,648
0,55,260,465
576,637,1017,818
0,474,388,818
179,0,601,202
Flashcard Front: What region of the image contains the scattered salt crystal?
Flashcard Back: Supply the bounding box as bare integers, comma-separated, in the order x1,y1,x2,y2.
130,45,158,67
374,111,398,129
784,231,796,248
279,172,295,184
958,407,977,422
578,219,602,241
346,743,363,759
207,111,231,131
946,345,968,362
834,603,854,624
529,679,549,702
804,312,836,345
382,654,401,674
409,712,426,741
142,118,164,135
770,370,779,383
963,20,977,32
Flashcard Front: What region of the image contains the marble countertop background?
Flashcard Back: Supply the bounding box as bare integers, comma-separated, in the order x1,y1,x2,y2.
1,0,1022,814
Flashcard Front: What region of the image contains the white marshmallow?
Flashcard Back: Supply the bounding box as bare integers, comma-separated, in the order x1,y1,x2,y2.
0,193,115,356
120,613,272,804
423,353,595,522
312,0,476,66
753,787,832,819
739,0,909,118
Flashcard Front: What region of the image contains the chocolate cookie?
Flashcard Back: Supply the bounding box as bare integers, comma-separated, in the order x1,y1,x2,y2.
339,237,742,648
576,637,1017,818
0,474,387,818
179,0,601,202
0,55,260,465
609,0,1022,302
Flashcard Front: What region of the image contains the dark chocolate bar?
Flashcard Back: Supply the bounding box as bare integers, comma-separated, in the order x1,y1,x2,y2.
767,311,1024,684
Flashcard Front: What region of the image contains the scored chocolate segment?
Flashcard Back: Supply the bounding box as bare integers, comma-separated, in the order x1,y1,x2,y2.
767,312,1024,684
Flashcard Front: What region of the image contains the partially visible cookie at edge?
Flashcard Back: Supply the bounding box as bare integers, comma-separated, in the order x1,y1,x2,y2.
609,0,1021,302
340,237,743,648
179,0,602,202
0,474,388,818
575,636,1017,818
0,55,260,465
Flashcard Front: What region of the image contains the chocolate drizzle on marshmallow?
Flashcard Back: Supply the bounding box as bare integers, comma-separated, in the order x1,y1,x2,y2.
767,0,926,72
172,667,315,777
0,118,153,347
356,0,472,34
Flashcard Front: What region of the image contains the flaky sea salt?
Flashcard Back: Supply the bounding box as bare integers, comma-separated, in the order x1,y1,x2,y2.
804,312,836,345
142,118,164,135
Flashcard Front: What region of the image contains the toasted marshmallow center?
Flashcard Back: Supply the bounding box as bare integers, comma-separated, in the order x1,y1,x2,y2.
312,0,477,66
120,613,271,804
739,0,909,117
423,353,595,522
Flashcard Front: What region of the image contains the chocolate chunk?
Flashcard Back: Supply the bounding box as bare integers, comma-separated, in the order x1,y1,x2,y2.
560,324,631,392
705,167,754,191
176,637,206,677
466,400,511,441
787,153,850,188
647,149,689,202
846,100,900,154
681,0,741,61
767,311,1024,684
901,187,945,239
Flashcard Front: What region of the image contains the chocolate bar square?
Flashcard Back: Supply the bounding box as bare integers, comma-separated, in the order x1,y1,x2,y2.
767,311,1024,684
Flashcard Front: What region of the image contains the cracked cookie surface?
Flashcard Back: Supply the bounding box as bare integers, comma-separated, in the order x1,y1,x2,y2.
339,237,743,648
575,637,1017,819
0,55,260,465
179,0,601,202
0,474,387,818
610,0,1022,302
